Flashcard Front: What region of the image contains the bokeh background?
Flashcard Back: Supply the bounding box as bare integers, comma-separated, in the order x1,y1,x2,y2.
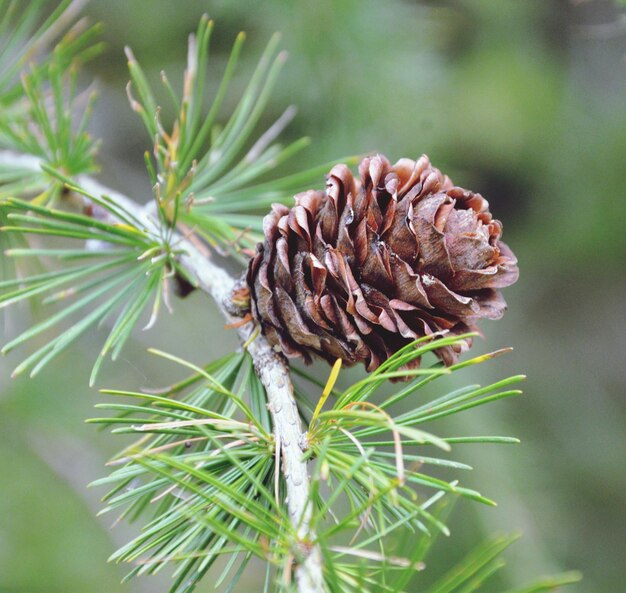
1,1,625,592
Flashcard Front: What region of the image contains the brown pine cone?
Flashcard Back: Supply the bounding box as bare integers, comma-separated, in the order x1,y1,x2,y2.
246,154,519,372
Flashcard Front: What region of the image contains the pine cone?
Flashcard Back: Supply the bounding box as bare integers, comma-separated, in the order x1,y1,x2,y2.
246,154,519,372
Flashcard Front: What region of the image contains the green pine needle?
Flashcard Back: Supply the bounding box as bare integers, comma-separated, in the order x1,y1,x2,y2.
124,18,357,258
0,193,182,384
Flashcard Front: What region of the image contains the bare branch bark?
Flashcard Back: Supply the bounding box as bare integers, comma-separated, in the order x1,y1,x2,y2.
0,150,323,592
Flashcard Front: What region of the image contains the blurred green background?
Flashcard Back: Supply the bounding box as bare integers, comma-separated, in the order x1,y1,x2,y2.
1,0,625,592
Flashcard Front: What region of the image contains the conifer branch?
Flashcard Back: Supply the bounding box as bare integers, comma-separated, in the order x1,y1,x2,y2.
0,149,322,592
0,6,582,593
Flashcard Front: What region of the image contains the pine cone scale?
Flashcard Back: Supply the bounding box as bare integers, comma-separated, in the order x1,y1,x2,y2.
389,257,433,309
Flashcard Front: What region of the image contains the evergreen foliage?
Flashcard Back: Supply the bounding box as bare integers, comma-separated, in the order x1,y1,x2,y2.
0,3,581,593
